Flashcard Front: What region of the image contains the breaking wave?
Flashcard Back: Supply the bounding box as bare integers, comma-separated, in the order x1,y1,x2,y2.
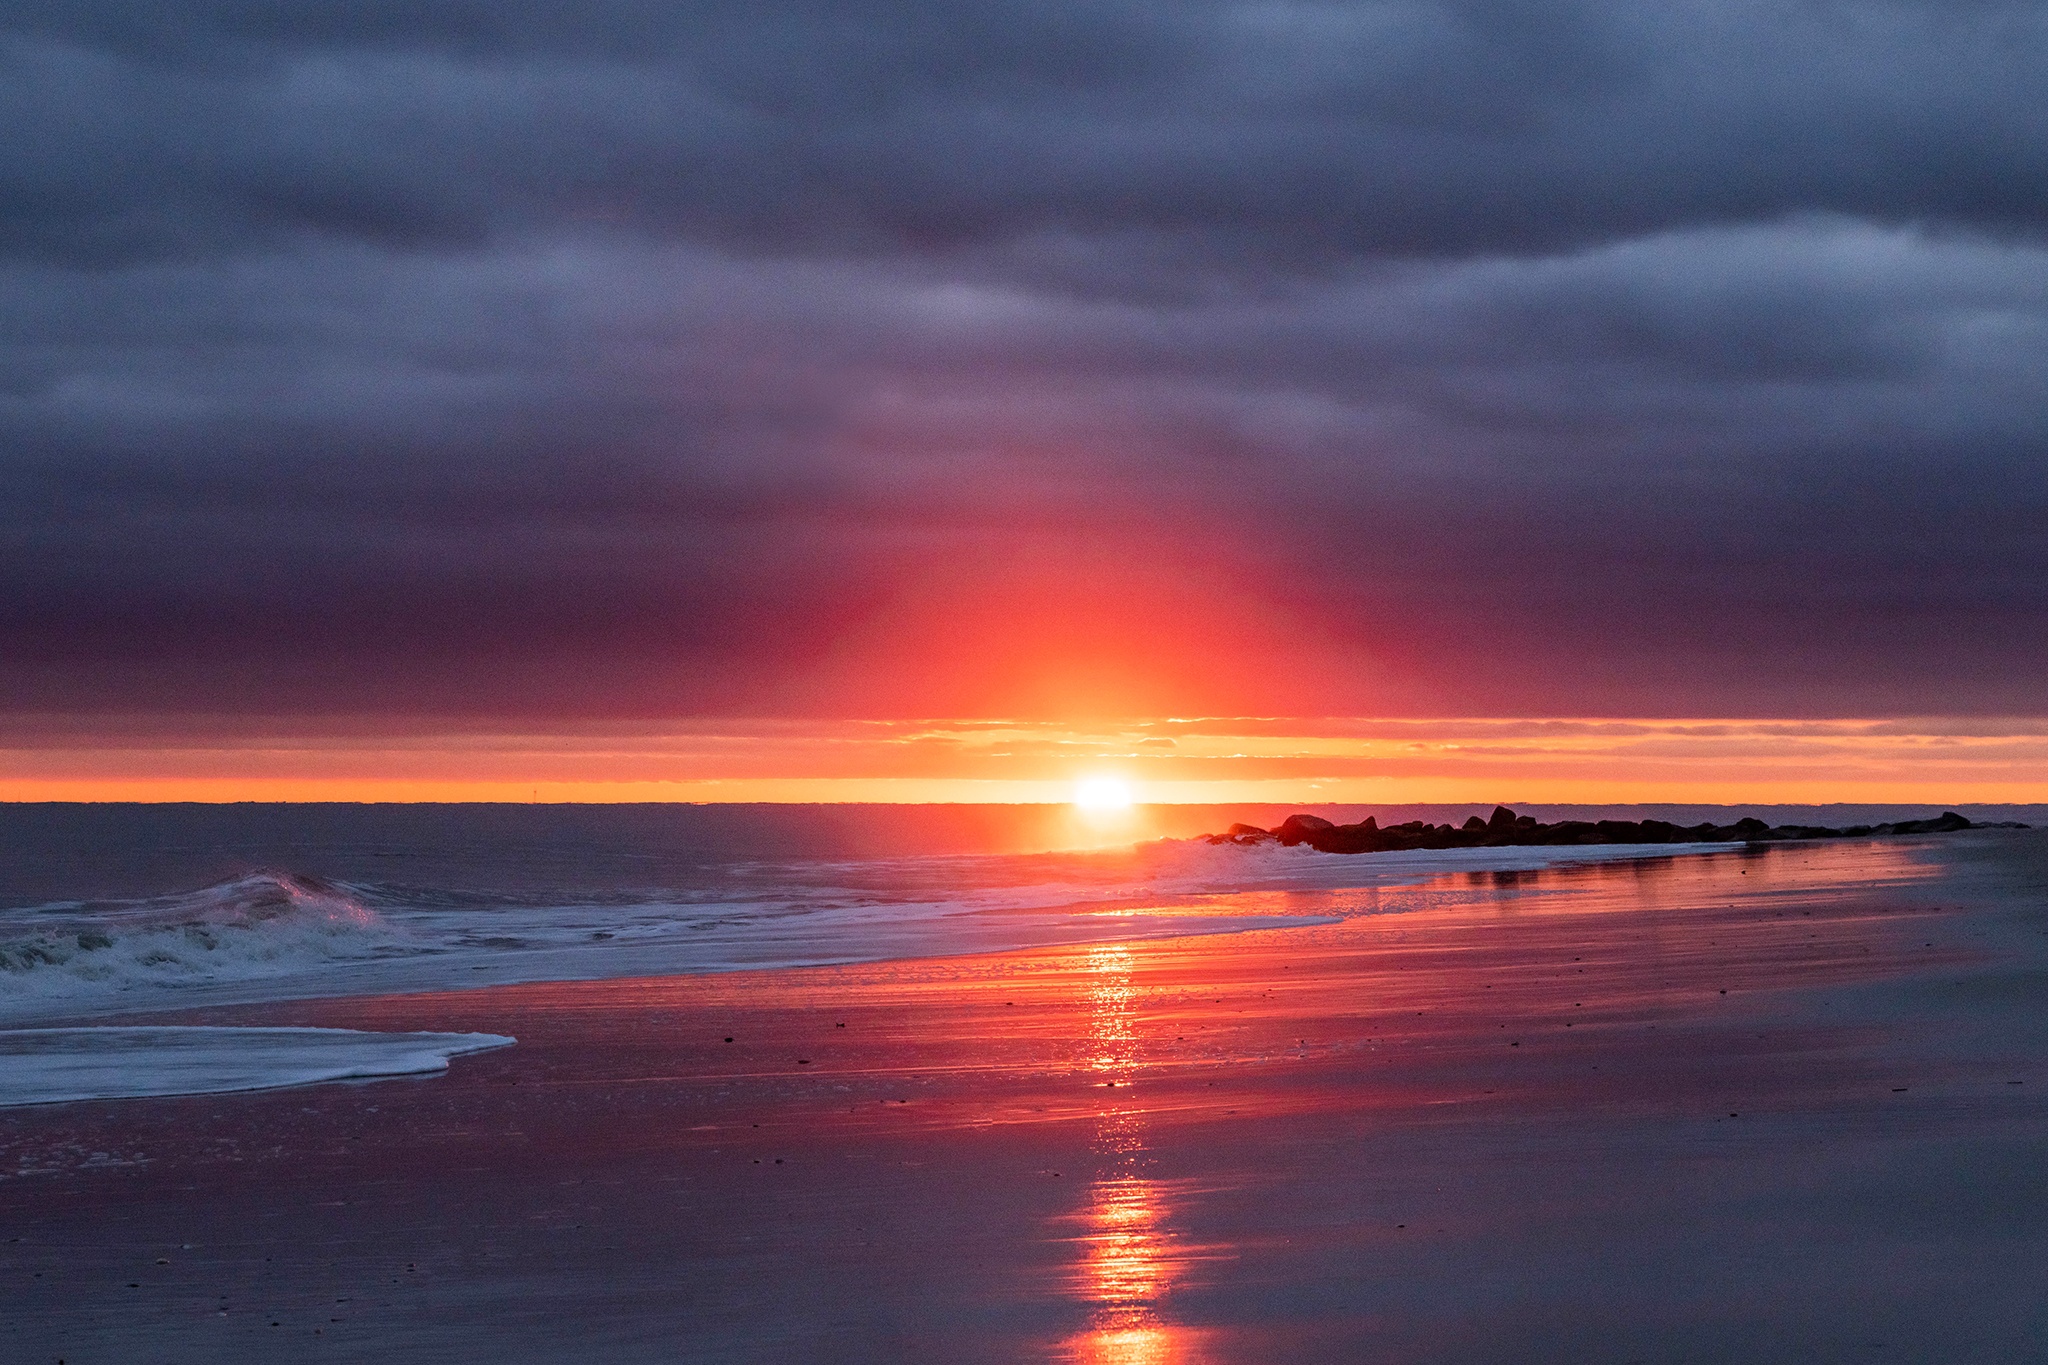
0,873,416,1016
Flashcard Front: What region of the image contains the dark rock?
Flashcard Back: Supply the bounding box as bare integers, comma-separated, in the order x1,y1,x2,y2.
1884,811,1974,835
1210,807,1989,855
1310,823,1383,854
1204,822,1276,846
1274,814,1337,845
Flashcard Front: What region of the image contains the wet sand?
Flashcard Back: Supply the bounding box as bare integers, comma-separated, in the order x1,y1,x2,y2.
7,833,2048,1363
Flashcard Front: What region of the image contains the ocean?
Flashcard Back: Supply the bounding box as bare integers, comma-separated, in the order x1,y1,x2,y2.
10,812,2048,1360
2,801,2033,1105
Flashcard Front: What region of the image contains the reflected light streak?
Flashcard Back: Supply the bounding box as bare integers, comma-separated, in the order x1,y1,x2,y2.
1071,1175,1180,1365
1087,944,1138,1079
1063,943,1201,1365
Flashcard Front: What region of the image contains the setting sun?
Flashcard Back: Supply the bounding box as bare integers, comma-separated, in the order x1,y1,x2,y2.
1075,775,1135,811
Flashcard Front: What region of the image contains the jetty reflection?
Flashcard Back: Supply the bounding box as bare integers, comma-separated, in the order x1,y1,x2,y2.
1061,945,1209,1364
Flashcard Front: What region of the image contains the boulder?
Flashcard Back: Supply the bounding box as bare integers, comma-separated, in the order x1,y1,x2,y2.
1274,813,1337,845
1311,824,1385,854
1884,811,1976,835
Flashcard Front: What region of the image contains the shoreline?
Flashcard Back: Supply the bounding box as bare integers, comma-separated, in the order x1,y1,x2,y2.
0,838,1749,1033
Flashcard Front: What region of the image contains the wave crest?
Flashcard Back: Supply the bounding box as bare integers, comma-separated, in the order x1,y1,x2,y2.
0,873,411,1014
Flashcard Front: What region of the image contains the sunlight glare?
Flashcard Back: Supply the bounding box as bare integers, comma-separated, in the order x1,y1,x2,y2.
1075,776,1135,812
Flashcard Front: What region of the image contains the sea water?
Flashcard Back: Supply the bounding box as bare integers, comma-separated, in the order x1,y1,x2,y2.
0,803,1749,1102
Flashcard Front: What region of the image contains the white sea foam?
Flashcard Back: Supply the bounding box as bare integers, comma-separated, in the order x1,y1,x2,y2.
0,1026,514,1108
0,840,1731,1024
0,872,419,1021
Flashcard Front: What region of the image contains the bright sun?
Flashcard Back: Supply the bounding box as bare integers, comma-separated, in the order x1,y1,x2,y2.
1074,775,1135,811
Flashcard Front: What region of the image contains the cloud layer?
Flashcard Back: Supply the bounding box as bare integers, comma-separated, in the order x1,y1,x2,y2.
6,1,2047,718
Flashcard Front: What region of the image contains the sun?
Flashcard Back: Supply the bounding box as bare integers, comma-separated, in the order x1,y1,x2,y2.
1075,775,1135,812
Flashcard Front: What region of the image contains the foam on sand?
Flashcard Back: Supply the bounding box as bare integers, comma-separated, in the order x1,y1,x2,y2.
0,1026,515,1108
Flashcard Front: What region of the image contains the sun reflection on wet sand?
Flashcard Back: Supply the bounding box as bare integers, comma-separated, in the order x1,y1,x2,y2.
1068,1170,1192,1365
1087,944,1139,1079
1061,944,1214,1364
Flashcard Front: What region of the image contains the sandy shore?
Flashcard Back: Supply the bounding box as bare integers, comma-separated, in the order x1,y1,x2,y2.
6,833,2048,1363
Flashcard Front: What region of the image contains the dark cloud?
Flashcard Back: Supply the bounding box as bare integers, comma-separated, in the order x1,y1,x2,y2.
6,2,2048,268
2,3,2047,719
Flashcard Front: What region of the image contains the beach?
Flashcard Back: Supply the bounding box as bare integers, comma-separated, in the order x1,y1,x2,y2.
7,830,2048,1362
13,1,2048,1357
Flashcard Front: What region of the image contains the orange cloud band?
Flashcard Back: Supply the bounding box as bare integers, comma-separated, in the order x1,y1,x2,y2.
3,716,2047,804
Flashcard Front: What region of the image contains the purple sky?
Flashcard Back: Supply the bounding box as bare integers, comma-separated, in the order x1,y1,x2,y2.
6,2,2048,723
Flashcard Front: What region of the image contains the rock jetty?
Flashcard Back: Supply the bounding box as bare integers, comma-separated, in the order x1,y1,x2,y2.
1203,806,2018,855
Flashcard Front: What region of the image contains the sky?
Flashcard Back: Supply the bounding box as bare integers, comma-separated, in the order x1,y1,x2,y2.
5,2,2048,801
